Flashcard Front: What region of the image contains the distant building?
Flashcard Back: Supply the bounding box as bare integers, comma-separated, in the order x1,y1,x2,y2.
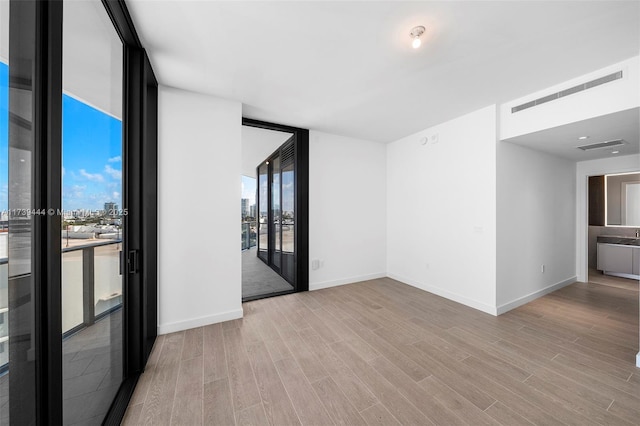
104,202,118,217
241,198,250,218
249,204,256,219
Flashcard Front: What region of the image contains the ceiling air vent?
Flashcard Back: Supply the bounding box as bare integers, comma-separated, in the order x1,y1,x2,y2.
577,139,625,151
512,71,623,113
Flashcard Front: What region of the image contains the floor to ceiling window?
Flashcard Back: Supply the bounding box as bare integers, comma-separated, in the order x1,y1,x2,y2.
4,0,42,422
1,1,157,424
0,2,11,424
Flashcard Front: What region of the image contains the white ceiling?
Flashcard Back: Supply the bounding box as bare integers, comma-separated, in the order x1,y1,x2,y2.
64,0,123,119
0,2,122,118
127,1,640,143
503,107,640,161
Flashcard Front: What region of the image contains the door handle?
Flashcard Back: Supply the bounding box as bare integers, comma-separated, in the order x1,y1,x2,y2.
127,250,140,274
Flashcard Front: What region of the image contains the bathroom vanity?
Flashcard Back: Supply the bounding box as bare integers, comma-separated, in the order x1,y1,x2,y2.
597,236,640,279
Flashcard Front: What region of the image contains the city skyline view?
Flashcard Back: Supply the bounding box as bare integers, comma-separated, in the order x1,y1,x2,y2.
242,172,294,217
241,175,256,207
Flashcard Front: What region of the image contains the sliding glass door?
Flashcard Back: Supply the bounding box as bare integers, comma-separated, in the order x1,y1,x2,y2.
2,0,158,424
256,136,299,288
61,2,124,423
0,4,8,420
4,0,39,422
258,162,268,262
280,143,295,283
271,154,281,273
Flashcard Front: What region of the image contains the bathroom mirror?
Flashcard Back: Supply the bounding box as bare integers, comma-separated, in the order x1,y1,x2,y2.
606,172,640,227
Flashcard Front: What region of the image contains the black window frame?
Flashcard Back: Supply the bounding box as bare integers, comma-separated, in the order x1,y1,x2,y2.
243,118,309,301
6,0,158,424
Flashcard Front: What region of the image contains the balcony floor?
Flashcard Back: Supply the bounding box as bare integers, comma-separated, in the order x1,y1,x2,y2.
242,247,293,299
0,309,122,425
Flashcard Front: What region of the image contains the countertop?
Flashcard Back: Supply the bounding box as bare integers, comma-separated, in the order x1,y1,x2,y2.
596,235,640,246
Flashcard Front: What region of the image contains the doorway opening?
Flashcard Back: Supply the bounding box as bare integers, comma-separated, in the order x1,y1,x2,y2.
240,119,308,302
587,172,640,292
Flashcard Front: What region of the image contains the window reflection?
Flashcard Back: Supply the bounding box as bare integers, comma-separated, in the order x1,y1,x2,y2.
272,155,281,270
62,1,123,423
258,162,269,261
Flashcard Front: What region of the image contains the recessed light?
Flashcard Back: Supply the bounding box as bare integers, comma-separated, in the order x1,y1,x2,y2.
578,136,589,140
611,150,620,154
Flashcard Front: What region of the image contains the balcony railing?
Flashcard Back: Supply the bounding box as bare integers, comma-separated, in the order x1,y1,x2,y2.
242,221,257,250
61,239,122,337
0,239,123,374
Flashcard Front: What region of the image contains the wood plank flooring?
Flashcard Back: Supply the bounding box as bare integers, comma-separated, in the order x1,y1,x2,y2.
123,277,639,425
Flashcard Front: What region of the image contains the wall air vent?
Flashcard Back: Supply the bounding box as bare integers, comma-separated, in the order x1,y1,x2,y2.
511,71,623,113
577,139,625,151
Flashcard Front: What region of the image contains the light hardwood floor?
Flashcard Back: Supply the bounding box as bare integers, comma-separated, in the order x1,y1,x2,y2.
123,277,639,425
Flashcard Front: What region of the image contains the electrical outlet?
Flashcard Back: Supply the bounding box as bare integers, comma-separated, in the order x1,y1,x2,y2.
541,264,545,273
312,259,320,270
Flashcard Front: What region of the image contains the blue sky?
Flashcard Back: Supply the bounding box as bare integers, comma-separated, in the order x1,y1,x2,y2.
241,175,256,206
0,61,122,212
62,95,122,211
0,63,7,212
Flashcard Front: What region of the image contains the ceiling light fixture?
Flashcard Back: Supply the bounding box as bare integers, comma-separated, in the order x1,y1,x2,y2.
578,136,589,140
410,26,425,49
611,150,620,154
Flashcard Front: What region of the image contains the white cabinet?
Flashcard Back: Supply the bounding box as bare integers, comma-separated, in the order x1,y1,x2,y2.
634,247,640,276
597,243,634,274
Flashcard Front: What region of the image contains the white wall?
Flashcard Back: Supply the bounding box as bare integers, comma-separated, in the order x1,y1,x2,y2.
309,131,387,290
496,142,576,313
158,86,243,334
386,105,497,315
501,56,639,140
575,153,640,282
241,126,292,177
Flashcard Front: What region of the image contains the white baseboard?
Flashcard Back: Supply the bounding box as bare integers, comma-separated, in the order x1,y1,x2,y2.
309,272,386,291
636,352,640,369
496,276,577,315
158,307,243,335
387,273,498,316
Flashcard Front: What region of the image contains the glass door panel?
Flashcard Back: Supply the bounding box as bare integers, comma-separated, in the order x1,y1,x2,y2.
281,159,295,283
62,1,123,423
4,0,40,422
271,155,281,271
258,162,268,262
0,3,9,422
